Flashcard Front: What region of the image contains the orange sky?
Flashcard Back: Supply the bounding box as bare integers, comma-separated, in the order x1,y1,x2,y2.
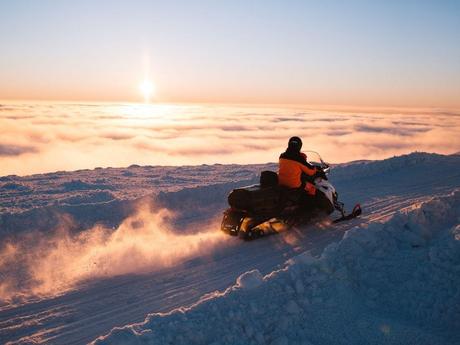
1,1,459,108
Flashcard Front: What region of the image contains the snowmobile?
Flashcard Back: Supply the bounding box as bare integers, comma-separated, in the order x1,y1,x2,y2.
221,151,361,240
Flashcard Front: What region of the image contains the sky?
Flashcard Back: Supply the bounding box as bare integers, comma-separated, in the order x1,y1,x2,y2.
1,0,459,108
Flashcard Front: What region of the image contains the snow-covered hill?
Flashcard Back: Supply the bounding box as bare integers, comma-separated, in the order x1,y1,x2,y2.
0,152,459,344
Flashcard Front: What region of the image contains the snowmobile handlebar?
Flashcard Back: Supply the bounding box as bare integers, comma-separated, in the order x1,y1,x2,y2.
321,164,330,175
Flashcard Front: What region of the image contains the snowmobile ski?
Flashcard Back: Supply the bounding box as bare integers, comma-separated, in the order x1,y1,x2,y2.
332,204,362,223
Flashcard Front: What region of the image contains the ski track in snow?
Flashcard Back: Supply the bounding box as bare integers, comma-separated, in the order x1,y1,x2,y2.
0,152,459,344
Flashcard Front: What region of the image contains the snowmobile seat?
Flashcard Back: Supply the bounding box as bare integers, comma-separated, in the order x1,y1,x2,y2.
260,170,278,188
228,184,280,214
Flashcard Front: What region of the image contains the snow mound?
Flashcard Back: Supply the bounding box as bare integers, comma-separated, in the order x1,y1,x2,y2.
93,191,460,345
235,269,264,290
60,179,115,191
330,152,454,182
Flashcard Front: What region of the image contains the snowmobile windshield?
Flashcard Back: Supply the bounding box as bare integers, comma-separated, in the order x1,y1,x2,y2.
304,151,330,172
304,151,323,166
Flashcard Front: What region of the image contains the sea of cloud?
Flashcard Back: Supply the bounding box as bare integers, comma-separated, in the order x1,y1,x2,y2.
0,102,459,176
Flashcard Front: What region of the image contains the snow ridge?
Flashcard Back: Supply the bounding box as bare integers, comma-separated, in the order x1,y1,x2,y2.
2,152,459,235
93,191,460,345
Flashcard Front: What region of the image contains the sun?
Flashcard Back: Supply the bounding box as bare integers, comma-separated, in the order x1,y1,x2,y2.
139,79,155,102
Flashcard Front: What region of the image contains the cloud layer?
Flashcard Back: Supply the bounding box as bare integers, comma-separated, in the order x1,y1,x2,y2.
0,143,37,156
0,102,459,175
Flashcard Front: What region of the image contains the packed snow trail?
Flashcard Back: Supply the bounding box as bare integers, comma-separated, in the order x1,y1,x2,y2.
0,153,459,344
0,222,348,344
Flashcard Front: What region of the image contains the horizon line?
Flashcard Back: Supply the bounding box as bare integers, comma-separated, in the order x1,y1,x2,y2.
1,98,459,114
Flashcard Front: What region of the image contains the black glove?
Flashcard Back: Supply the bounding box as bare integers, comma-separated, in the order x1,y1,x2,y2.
315,168,328,180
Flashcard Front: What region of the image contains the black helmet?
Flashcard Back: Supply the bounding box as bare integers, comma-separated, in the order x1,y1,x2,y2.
288,136,302,152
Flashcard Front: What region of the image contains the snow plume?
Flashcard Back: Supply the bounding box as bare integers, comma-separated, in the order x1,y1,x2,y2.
0,203,227,302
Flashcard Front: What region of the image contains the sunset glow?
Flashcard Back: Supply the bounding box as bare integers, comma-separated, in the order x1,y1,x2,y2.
139,80,155,103
0,2,459,107
0,1,459,175
0,102,459,176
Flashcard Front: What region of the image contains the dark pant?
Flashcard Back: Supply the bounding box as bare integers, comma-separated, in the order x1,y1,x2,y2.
300,189,334,215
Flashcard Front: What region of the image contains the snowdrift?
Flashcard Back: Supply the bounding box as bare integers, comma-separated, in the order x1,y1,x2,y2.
93,191,460,345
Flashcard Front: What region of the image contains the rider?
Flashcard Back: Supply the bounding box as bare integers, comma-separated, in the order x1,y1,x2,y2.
279,137,334,216
278,136,317,196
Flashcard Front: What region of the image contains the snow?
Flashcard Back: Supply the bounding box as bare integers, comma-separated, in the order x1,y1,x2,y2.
0,164,266,235
0,152,459,344
93,191,460,345
235,270,264,290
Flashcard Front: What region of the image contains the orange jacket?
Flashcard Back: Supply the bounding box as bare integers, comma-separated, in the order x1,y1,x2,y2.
278,150,317,195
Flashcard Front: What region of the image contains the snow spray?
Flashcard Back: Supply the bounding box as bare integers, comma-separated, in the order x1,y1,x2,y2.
0,203,228,302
